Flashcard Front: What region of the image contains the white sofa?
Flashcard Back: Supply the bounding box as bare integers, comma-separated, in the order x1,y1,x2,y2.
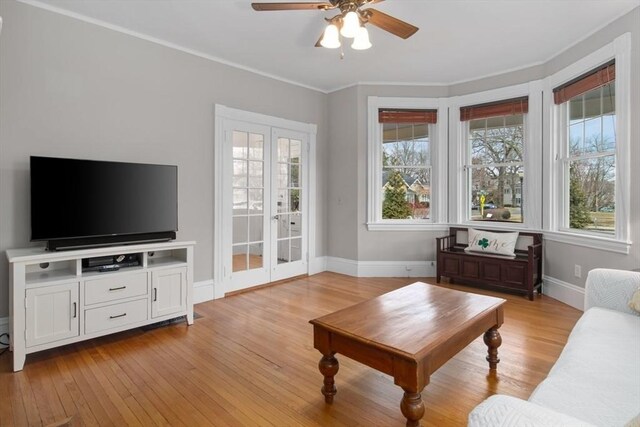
468,268,640,427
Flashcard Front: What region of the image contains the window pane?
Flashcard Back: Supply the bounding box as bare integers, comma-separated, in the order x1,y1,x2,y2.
232,245,248,272
472,116,523,165
584,86,602,119
569,96,584,123
249,216,263,242
233,131,248,159
568,84,616,159
248,133,263,160
233,189,248,215
602,83,615,115
602,114,616,151
233,216,248,244
382,168,430,219
380,115,433,222
233,160,248,187
470,166,523,223
569,156,615,235
248,243,263,270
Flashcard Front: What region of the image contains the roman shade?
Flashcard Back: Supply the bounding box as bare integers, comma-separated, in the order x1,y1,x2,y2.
553,60,615,105
378,109,437,124
460,97,529,121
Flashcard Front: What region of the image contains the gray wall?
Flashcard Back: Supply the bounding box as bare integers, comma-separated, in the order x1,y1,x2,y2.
0,1,328,317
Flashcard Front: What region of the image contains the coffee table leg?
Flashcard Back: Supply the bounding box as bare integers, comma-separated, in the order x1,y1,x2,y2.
483,326,502,370
400,388,425,427
319,353,339,403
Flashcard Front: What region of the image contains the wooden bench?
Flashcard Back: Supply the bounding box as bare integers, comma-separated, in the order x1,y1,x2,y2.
436,227,543,300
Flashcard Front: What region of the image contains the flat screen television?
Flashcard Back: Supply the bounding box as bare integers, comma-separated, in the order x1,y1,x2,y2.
31,156,178,251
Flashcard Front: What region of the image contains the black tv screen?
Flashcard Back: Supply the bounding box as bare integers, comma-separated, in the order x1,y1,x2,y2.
31,156,177,249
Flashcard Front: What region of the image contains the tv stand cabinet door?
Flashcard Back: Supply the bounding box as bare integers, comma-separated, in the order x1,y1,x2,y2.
151,267,187,319
25,282,80,347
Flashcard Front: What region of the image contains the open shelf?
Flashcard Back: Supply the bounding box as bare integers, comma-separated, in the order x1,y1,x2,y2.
25,259,78,286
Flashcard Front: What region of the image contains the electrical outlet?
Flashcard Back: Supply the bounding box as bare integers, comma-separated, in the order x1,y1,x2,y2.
574,264,582,278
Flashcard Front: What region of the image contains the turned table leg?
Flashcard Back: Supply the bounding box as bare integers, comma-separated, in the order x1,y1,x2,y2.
483,326,502,370
400,388,425,427
319,354,339,403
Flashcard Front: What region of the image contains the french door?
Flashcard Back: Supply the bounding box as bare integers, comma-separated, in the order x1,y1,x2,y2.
221,119,308,294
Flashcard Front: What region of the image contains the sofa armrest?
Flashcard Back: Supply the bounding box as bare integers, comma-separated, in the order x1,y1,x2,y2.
585,268,640,314
468,395,596,427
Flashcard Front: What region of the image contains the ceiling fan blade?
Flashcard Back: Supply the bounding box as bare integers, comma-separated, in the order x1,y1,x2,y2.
251,2,334,11
363,8,419,39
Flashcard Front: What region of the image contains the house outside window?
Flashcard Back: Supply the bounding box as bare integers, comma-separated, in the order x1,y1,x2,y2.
367,97,447,230
461,97,528,224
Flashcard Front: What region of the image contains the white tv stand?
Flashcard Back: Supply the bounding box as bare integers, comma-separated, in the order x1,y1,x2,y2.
6,240,195,372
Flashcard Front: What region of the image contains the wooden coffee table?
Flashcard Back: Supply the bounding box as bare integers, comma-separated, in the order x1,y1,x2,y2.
309,282,505,426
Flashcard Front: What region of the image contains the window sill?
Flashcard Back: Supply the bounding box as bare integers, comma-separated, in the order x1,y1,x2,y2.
544,230,631,254
367,222,449,232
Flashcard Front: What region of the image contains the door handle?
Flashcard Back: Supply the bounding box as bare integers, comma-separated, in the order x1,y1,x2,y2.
272,215,279,220
153,288,158,302
73,302,77,318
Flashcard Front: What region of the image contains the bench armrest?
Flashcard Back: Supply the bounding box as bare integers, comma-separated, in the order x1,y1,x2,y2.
584,268,640,314
468,395,596,427
436,234,456,251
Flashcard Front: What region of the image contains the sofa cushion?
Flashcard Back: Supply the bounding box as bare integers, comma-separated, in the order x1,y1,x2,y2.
529,307,640,426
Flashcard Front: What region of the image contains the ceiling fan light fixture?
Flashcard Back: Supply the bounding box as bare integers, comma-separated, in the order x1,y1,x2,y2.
351,26,371,50
320,23,341,49
340,11,360,38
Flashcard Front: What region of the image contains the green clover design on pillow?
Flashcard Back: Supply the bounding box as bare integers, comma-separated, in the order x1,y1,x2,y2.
478,238,489,249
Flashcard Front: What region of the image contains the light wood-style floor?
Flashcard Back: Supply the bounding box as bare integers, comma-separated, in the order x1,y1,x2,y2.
0,273,582,426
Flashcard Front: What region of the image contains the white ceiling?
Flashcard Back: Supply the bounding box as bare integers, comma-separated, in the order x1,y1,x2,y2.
22,0,640,92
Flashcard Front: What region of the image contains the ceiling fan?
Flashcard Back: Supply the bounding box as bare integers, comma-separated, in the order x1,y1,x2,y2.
251,0,419,51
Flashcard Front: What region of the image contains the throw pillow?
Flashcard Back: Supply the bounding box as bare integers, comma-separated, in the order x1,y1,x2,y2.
628,289,640,314
465,228,519,258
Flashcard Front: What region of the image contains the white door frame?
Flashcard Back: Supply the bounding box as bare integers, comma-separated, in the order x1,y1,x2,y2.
213,105,317,298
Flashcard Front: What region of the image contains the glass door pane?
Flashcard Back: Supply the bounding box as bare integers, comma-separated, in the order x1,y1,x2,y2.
232,130,265,272
276,137,303,264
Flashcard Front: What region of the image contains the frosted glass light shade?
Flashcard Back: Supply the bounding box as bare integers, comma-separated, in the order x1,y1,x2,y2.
351,26,372,50
320,24,341,49
340,11,360,38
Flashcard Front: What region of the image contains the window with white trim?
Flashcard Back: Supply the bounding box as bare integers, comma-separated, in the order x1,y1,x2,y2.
554,62,617,235
461,97,528,224
381,112,434,220
367,97,446,230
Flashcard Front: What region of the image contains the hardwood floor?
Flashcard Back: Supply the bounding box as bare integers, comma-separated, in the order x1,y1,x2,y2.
0,273,582,426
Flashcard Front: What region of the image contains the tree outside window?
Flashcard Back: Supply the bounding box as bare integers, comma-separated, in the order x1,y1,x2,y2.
467,114,524,223
381,122,431,220
566,83,616,234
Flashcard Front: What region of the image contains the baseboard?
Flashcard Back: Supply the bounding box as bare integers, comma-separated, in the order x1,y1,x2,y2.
193,279,215,304
325,257,359,276
309,256,327,275
326,257,436,278
542,275,585,311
